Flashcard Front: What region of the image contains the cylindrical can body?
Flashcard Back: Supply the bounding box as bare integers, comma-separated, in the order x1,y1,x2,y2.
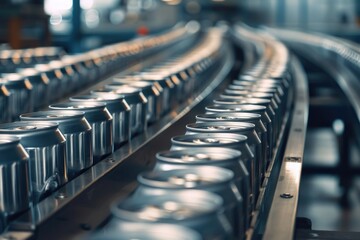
137,166,244,239
111,79,162,123
170,133,255,221
0,135,30,232
111,190,232,239
0,84,12,123
70,94,131,147
155,148,250,230
49,102,113,163
197,112,270,172
185,121,263,200
20,111,92,180
0,121,67,202
17,68,50,110
92,86,147,136
1,74,34,120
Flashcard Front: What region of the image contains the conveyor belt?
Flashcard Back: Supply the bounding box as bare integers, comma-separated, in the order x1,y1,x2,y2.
0,24,311,240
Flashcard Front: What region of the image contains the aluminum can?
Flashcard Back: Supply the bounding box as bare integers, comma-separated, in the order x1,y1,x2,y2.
205,104,272,167
0,121,67,202
196,112,270,172
20,111,92,180
111,190,232,239
50,102,113,163
111,79,162,123
34,64,63,102
0,135,30,232
212,98,275,156
89,223,202,240
0,74,33,120
170,133,255,215
186,121,263,199
137,166,244,239
70,94,130,147
16,68,50,110
155,148,250,229
136,73,176,114
219,93,280,134
93,85,147,136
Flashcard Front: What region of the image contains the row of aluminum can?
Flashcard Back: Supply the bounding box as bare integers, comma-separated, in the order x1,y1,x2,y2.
0,29,222,234
0,24,197,123
88,29,293,240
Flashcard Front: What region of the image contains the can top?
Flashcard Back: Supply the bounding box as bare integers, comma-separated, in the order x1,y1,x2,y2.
0,121,66,147
138,166,233,189
70,94,130,112
0,121,59,133
186,121,255,132
50,102,112,122
89,223,201,240
17,68,40,77
111,190,222,222
20,110,84,121
196,112,261,122
111,80,155,93
50,101,106,111
205,104,267,113
215,97,271,105
92,88,147,104
101,85,142,95
171,133,247,147
156,148,241,164
0,74,33,91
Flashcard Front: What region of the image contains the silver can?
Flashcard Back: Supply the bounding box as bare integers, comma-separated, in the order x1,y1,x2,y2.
137,166,244,239
196,112,270,171
20,111,92,180
205,104,272,167
170,133,255,214
137,73,176,114
90,223,202,240
49,102,113,163
0,121,67,202
0,135,30,232
185,121,263,199
155,148,250,230
111,190,232,240
70,94,130,147
17,68,50,110
1,74,34,120
92,85,147,136
34,64,63,102
219,92,280,134
111,79,162,123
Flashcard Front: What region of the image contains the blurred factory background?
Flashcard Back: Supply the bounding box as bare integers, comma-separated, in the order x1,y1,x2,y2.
1,0,360,239
3,0,360,52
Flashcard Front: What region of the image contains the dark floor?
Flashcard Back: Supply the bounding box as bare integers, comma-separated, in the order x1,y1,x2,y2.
297,128,360,232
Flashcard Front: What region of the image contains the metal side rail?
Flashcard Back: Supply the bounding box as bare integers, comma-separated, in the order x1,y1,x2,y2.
3,40,235,240
245,55,308,240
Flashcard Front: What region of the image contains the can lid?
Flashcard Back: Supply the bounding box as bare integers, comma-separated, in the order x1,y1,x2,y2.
102,85,142,95
50,101,106,111
171,133,247,147
111,190,222,222
206,104,266,113
20,110,84,121
70,93,124,102
214,97,271,105
196,113,261,121
186,121,255,132
139,167,233,189
156,148,241,164
0,121,59,133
